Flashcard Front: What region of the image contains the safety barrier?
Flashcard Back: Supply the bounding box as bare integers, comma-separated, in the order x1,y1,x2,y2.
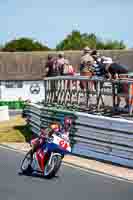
25,103,133,168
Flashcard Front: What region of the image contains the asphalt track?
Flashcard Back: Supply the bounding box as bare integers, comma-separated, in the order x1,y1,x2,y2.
0,147,133,200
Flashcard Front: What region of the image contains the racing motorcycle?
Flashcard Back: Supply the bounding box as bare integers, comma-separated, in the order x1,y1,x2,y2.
20,117,72,179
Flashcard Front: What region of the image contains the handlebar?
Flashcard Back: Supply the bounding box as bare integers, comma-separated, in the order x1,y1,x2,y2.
46,136,54,143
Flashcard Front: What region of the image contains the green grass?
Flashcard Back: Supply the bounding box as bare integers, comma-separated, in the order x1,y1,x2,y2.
0,116,32,143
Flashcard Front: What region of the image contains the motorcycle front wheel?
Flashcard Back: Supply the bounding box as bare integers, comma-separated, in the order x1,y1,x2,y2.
44,154,62,179
20,149,33,174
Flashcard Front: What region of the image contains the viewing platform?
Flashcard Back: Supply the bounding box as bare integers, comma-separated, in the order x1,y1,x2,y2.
42,75,133,120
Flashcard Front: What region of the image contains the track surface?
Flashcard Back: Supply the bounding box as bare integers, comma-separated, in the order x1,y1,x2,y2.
0,147,133,200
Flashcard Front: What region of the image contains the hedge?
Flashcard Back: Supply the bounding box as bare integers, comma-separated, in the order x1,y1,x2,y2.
0,101,26,109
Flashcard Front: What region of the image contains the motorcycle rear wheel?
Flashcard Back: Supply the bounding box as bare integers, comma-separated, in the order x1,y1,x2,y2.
20,149,33,174
44,154,62,178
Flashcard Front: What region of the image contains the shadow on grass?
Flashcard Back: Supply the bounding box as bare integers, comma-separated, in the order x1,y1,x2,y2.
14,125,35,143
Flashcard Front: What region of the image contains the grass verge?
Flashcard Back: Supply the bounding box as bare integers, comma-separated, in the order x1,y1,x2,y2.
0,115,32,143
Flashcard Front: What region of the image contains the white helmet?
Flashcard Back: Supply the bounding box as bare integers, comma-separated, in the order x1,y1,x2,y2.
102,57,113,64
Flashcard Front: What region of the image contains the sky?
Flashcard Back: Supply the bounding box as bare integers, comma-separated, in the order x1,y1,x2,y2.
0,0,133,48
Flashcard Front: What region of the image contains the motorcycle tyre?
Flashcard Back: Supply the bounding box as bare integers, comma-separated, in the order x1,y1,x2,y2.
20,149,33,175
44,154,62,179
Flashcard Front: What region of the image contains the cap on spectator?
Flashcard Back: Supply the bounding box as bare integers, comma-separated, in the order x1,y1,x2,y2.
83,46,91,53
102,57,113,64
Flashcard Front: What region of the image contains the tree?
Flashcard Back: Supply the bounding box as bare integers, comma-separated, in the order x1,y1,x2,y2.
81,33,97,49
2,37,50,52
56,30,126,50
56,30,98,50
104,40,126,50
56,30,82,50
119,40,126,49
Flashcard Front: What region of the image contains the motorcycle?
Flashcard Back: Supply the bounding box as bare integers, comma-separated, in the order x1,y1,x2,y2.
20,118,72,179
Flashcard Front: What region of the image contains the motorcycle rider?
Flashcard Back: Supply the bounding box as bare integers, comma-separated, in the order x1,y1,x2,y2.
31,117,72,155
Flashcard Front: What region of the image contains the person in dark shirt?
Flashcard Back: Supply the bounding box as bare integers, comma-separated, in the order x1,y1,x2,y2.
91,50,105,77
45,55,55,77
104,61,129,109
45,54,59,102
91,50,101,64
107,63,128,79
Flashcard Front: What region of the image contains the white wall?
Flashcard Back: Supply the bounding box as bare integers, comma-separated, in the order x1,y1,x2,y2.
0,81,45,103
0,106,9,122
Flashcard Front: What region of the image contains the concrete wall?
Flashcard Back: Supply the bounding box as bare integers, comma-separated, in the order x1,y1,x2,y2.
63,50,133,72
0,50,133,76
0,80,45,103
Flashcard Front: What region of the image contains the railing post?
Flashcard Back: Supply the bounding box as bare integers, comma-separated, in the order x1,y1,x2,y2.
96,80,101,112
112,81,117,111
44,80,47,104
129,82,133,116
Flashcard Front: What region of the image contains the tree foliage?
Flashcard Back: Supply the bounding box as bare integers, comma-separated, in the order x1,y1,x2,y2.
56,30,126,50
2,38,50,52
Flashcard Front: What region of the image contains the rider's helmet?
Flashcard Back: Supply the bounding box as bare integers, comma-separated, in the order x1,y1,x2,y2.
64,117,72,131
50,122,60,132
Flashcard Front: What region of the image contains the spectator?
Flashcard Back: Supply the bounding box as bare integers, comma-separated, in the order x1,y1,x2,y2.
55,52,65,75
61,59,75,89
103,58,129,109
91,50,102,64
90,50,106,90
45,54,59,102
91,50,105,78
80,47,94,75
45,55,55,77
80,47,93,70
61,59,75,76
100,56,113,79
45,52,66,77
80,47,95,90
103,59,128,80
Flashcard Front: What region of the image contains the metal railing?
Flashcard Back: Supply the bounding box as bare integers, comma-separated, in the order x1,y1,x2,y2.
43,76,133,116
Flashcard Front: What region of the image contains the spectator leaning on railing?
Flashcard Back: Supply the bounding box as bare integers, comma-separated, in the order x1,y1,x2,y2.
103,57,129,109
